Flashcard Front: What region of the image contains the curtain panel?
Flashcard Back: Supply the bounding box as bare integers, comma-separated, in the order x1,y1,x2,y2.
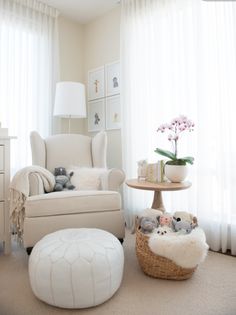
0,0,59,174
121,0,236,254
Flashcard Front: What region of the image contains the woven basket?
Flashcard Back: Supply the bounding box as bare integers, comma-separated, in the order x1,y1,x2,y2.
136,227,197,280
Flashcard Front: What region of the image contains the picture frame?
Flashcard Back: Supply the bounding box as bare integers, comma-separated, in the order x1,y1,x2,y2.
105,61,120,97
88,99,105,132
88,66,105,100
106,95,121,130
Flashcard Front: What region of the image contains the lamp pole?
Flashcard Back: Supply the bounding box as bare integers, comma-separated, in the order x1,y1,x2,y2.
68,115,71,133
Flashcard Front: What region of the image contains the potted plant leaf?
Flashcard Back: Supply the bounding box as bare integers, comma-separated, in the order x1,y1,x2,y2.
155,115,194,182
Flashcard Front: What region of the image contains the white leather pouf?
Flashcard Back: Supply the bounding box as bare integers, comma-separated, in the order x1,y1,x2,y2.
28,228,124,309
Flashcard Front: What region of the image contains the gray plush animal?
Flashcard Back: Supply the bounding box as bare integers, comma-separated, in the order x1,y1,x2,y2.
173,211,198,229
140,216,158,234
172,219,193,234
54,167,75,191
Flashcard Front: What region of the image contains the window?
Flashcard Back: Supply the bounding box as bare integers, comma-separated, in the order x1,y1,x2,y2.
0,0,59,174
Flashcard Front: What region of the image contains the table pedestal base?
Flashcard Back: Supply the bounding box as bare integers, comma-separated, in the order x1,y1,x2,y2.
152,191,165,212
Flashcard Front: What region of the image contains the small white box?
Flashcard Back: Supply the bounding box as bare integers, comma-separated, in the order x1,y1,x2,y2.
146,163,158,183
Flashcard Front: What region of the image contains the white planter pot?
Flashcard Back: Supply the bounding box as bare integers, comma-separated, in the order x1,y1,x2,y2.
164,164,188,183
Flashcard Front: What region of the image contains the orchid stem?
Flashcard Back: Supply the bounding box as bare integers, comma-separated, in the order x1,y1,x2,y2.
174,139,177,157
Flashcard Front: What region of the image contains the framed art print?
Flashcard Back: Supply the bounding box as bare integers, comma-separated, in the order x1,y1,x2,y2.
106,95,121,130
88,66,105,100
88,99,105,132
105,61,120,96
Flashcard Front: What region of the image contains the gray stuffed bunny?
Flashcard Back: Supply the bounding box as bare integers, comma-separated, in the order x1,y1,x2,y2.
54,167,75,191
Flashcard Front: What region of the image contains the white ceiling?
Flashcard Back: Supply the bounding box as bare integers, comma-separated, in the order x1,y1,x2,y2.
41,0,120,24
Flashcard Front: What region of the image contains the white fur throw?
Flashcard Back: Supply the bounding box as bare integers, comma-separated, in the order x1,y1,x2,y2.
69,167,107,191
148,228,209,269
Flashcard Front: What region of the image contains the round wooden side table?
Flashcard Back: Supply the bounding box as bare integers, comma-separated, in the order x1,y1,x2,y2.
126,179,191,212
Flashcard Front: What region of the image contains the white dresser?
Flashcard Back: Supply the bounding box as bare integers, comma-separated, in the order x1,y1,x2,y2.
0,136,15,254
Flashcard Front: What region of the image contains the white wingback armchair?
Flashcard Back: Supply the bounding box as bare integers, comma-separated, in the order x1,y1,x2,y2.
23,131,125,250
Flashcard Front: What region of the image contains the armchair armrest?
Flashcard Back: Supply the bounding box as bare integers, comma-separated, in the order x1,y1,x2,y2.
100,169,125,191
29,173,46,196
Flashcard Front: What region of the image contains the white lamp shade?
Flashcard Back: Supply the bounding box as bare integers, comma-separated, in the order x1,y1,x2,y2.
53,81,86,118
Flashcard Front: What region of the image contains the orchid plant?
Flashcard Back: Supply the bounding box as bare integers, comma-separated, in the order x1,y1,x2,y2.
155,115,194,166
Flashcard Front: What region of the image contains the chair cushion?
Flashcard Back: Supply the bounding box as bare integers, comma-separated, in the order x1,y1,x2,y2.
25,190,121,218
45,134,93,173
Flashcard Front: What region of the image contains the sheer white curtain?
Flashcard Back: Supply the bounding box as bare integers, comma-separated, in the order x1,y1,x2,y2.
0,0,59,174
121,0,236,254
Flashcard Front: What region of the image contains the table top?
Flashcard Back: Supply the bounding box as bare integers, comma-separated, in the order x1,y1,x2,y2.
126,179,191,192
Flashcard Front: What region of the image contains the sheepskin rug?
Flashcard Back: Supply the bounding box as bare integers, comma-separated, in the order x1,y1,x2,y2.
148,228,209,269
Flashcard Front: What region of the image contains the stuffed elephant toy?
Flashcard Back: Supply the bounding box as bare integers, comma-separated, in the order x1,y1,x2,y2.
140,216,158,234
172,218,193,234
54,167,75,191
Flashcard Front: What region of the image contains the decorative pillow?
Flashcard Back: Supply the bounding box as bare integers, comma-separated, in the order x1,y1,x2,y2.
68,167,107,191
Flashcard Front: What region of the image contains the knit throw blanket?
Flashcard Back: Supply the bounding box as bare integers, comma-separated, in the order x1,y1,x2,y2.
10,165,55,239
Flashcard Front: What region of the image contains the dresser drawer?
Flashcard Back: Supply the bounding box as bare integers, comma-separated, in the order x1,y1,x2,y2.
0,202,4,237
0,173,4,201
0,145,4,171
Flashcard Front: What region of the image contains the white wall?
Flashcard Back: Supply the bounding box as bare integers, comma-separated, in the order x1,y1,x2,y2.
57,8,122,169
57,16,85,134
83,7,122,169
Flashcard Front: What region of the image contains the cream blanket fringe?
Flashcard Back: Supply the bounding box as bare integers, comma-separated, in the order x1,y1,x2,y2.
10,165,55,239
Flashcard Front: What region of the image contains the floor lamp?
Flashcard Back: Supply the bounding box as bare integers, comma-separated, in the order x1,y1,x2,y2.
53,81,86,133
